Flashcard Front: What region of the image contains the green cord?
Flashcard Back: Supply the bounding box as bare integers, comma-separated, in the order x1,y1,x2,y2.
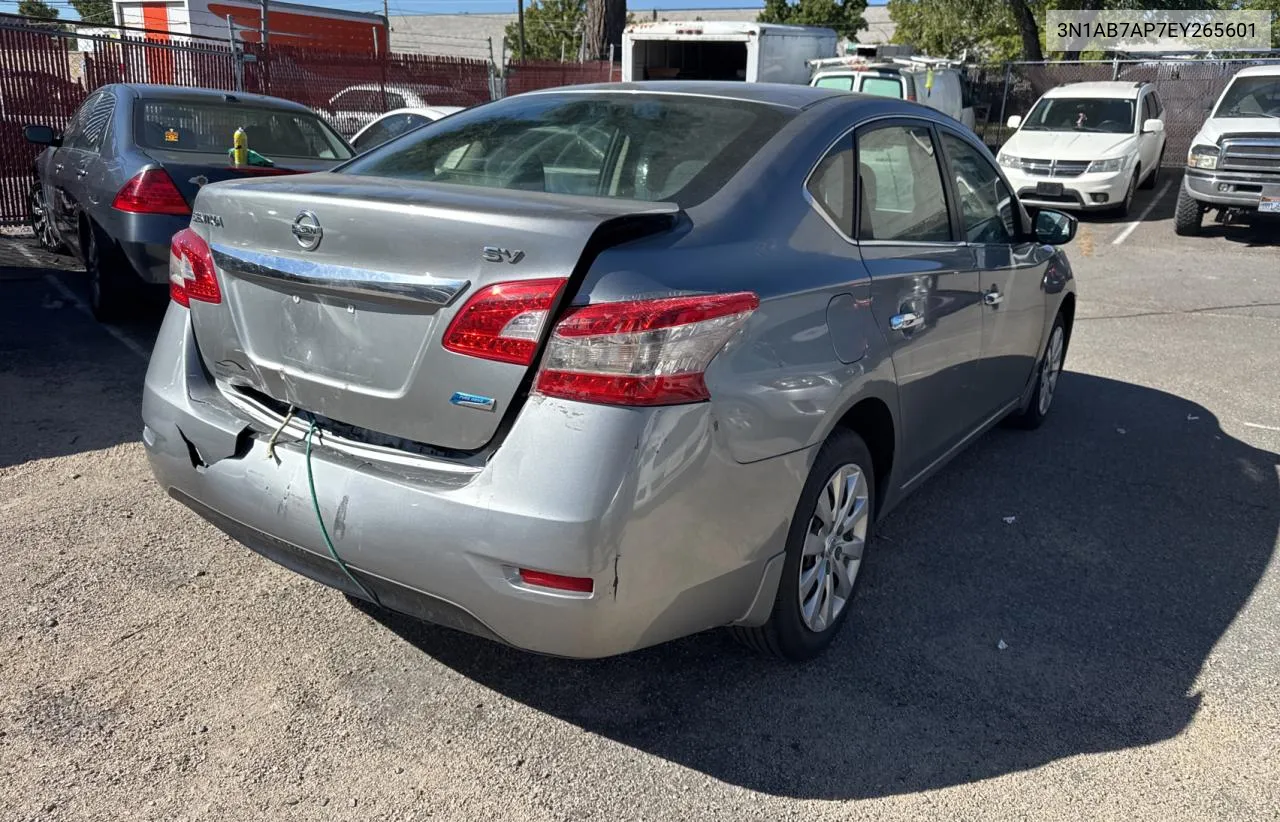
304,420,381,607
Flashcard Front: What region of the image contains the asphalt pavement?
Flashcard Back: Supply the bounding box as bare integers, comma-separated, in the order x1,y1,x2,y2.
1,181,1277,821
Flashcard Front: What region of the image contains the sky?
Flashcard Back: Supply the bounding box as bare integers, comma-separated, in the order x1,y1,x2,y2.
1,0,888,24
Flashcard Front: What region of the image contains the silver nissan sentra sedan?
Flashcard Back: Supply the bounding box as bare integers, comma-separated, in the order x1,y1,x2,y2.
142,81,1077,661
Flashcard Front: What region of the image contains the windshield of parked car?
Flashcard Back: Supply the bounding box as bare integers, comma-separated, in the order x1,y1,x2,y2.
134,99,353,160
340,94,791,206
1214,75,1280,118
1021,96,1136,133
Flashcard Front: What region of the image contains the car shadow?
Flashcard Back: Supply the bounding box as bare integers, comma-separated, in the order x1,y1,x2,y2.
1197,214,1280,247
0,270,164,468
361,372,1279,800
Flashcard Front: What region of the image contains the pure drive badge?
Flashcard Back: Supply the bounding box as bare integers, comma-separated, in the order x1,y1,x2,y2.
450,392,496,412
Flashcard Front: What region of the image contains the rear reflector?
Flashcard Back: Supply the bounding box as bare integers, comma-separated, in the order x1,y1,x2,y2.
518,568,594,593
534,292,759,407
112,168,191,216
168,228,221,307
442,278,567,365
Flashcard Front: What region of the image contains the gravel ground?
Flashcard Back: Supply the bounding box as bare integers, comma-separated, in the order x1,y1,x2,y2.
2,181,1278,822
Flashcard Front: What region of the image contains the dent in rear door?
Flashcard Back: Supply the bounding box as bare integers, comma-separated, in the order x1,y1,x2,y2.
856,120,983,486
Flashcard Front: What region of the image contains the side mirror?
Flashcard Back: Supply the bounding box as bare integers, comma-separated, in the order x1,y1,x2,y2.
1006,115,1022,130
1142,118,1164,134
23,124,59,147
1033,208,1077,246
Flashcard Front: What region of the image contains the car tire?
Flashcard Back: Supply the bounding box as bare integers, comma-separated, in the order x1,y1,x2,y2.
1173,186,1203,236
28,182,62,253
732,428,875,662
83,221,137,323
1006,312,1067,431
1140,154,1162,190
1115,171,1138,217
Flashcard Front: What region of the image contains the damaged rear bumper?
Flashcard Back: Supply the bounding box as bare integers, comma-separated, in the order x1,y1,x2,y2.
141,304,810,658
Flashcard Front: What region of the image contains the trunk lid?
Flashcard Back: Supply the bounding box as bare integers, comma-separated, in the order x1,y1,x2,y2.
142,148,340,207
189,173,680,452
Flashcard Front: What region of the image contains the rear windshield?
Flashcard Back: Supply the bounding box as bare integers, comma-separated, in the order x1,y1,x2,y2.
134,99,353,160
813,75,855,91
859,77,904,98
340,93,791,206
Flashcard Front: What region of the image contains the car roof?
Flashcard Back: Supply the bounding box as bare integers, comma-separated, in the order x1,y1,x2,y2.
1233,64,1280,78
112,83,314,113
366,106,463,122
525,81,850,110
335,83,452,93
1044,81,1145,99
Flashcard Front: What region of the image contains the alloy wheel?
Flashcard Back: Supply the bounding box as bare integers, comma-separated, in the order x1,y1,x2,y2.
28,185,56,250
1038,325,1065,416
798,463,870,633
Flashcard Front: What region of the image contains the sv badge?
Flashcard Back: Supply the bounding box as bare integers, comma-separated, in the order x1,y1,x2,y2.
482,246,525,264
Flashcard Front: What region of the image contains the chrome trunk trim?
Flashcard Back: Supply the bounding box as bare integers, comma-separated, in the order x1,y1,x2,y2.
210,243,471,306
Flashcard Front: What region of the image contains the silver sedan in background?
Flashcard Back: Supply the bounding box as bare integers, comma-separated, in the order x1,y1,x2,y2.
142,82,1077,661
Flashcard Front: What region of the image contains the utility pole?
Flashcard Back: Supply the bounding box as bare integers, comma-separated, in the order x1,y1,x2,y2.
517,0,525,61
259,0,267,47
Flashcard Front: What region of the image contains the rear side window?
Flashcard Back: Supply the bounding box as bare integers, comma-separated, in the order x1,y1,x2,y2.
353,113,429,152
134,99,353,160
806,136,854,235
813,75,854,91
857,124,951,243
859,77,903,99
343,94,791,207
80,93,115,152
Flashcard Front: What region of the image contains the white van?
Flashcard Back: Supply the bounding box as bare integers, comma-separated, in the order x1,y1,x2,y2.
809,56,976,130
622,21,837,85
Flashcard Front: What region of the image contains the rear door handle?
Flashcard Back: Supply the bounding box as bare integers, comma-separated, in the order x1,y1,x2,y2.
890,312,924,331
983,288,1004,306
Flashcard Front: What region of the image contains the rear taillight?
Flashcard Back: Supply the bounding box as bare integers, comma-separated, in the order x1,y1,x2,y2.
111,168,191,215
533,292,759,407
443,278,567,365
168,228,221,307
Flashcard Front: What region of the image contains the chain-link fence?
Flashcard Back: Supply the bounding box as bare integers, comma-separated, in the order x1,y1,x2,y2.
0,12,620,223
970,58,1280,166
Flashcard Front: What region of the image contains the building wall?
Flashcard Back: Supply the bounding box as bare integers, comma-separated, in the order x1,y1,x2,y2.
389,6,896,60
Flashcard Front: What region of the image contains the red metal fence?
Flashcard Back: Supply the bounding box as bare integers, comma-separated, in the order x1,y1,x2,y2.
0,23,82,228
506,60,615,96
0,13,617,225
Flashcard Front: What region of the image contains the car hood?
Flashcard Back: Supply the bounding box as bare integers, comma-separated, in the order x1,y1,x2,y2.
1194,116,1280,145
1003,130,1137,160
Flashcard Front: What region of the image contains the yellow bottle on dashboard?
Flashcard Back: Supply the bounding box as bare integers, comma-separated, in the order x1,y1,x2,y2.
232,127,248,167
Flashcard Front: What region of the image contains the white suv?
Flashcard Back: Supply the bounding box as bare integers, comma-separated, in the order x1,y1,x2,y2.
1176,65,1280,235
998,81,1167,217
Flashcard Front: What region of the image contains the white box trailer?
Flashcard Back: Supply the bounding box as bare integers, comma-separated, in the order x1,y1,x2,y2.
622,21,838,85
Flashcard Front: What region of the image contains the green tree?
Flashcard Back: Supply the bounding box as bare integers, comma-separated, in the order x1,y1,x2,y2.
70,0,115,26
505,0,586,62
17,0,60,22
887,0,1024,61
758,0,868,42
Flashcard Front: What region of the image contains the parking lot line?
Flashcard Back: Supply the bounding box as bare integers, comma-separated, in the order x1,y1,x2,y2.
1243,421,1280,433
1111,179,1173,245
42,274,151,362
13,238,42,267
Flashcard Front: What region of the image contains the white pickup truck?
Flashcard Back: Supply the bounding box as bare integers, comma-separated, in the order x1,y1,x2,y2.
1177,64,1280,235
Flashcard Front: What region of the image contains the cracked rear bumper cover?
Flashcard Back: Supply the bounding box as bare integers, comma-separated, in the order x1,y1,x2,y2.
141,304,808,658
